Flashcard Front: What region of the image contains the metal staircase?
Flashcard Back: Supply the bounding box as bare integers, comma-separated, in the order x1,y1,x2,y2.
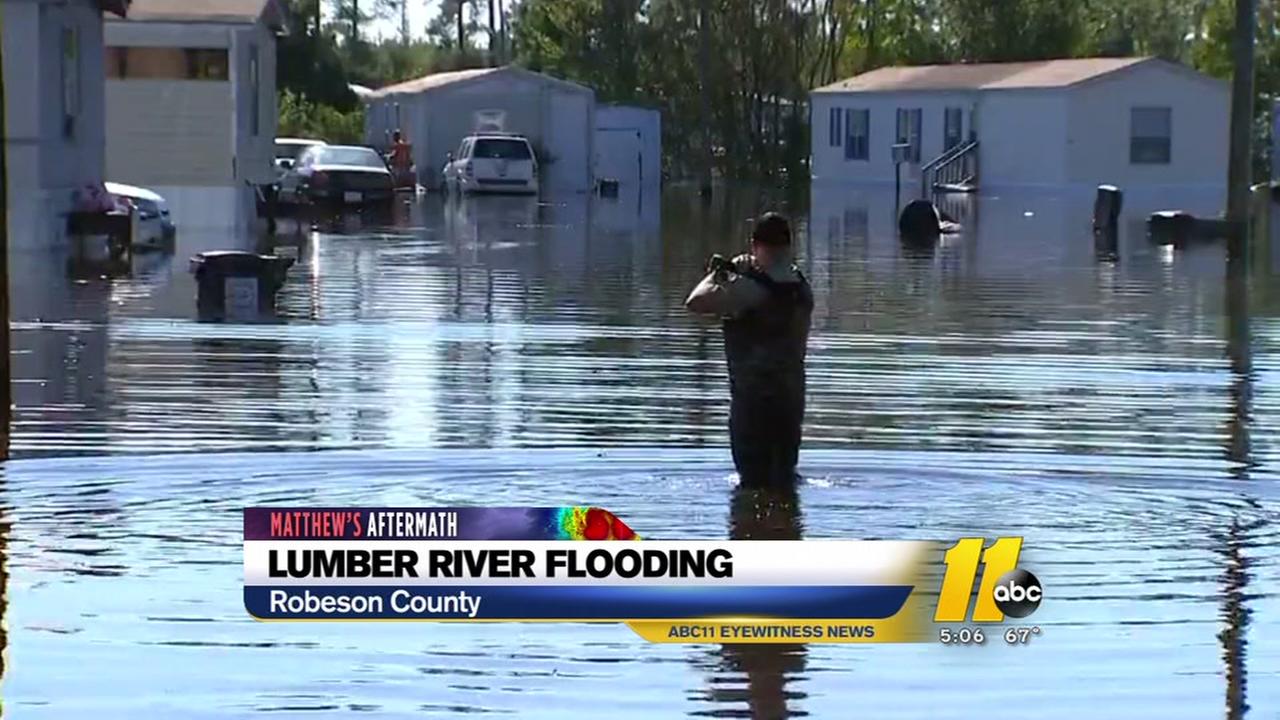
920,140,979,196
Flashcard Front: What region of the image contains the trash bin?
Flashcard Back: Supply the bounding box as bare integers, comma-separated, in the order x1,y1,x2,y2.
898,199,942,240
66,209,135,279
1147,211,1196,246
189,250,294,321
1093,185,1122,233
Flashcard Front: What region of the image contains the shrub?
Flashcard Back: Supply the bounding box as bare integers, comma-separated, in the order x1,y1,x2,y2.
278,89,364,144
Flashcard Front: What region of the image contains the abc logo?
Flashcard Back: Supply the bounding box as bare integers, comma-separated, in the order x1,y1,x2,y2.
991,569,1042,618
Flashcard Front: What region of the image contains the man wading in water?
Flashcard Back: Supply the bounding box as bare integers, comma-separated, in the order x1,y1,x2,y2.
685,213,814,486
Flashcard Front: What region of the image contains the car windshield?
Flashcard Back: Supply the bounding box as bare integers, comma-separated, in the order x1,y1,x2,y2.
472,139,532,160
317,147,385,168
275,143,318,161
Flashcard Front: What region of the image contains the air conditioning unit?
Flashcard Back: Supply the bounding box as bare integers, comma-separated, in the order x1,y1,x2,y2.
473,109,506,133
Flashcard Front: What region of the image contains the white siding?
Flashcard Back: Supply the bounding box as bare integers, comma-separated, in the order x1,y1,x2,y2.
544,89,593,192
1066,63,1229,189
3,0,108,251
105,20,233,47
977,92,1069,187
595,105,661,189
40,0,108,193
231,23,277,186
810,91,978,184
106,79,235,185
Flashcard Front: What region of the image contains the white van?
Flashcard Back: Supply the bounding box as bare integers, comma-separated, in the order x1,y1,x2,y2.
442,134,539,195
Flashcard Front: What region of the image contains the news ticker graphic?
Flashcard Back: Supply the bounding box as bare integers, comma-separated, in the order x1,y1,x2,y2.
244,507,1042,644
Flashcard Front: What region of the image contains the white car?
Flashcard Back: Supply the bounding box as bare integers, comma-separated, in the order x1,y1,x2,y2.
105,181,174,248
275,137,327,202
442,134,539,195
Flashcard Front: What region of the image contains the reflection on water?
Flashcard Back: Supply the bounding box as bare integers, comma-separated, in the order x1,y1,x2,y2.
1219,511,1256,720
3,184,1280,717
696,486,808,719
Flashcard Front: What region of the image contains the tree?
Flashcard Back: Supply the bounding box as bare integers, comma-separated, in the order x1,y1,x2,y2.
427,0,485,64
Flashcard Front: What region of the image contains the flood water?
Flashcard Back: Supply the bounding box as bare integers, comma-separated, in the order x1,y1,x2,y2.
5,183,1280,717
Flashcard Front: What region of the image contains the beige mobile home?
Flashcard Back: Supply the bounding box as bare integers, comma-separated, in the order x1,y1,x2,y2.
104,0,284,229
810,57,1229,193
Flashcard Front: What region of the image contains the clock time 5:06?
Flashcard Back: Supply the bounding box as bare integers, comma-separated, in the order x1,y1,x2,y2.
938,627,986,645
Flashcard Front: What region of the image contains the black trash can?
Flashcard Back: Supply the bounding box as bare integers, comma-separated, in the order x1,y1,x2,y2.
189,250,294,321
1147,211,1196,247
1093,185,1122,233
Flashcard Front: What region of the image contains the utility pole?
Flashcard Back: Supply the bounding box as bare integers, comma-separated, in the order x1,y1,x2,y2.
866,0,876,70
697,0,712,199
456,0,466,58
1225,0,1255,261
0,8,9,461
487,0,496,65
494,0,504,63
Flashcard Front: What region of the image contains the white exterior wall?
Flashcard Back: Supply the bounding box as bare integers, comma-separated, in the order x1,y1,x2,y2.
977,92,1069,187
3,0,108,251
595,105,661,188
809,90,978,184
1065,63,1228,190
231,22,278,186
543,88,593,192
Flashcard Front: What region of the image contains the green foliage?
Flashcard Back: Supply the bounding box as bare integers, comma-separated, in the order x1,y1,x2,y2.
942,0,1086,61
278,89,364,144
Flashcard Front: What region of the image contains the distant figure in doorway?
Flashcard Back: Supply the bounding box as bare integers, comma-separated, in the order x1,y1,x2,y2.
685,212,814,487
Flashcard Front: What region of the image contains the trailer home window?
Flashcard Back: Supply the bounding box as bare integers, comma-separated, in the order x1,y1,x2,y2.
105,47,229,80
944,107,963,150
829,107,842,147
845,109,868,160
1130,107,1171,164
896,108,922,162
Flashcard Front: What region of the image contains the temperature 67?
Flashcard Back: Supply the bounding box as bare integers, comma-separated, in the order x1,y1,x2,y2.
1003,627,1042,644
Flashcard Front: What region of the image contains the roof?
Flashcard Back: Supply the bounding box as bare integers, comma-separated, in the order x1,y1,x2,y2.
367,66,592,100
112,0,286,28
813,57,1187,93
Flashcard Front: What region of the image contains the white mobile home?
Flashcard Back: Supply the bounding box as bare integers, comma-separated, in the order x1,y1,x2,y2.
810,57,1229,192
364,66,595,193
2,0,129,250
104,0,285,228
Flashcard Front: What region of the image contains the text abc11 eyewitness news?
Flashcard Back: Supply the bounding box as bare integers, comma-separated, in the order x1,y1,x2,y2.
245,507,1045,645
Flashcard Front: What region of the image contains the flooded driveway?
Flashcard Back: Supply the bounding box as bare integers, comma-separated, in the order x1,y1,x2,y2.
4,184,1280,717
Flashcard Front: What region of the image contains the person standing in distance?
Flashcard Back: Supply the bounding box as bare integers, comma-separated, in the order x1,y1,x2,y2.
685,212,814,487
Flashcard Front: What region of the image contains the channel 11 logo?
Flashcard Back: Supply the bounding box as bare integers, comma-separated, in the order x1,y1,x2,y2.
933,537,1042,622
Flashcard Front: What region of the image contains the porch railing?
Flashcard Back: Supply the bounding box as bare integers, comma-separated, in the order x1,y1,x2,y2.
920,140,979,197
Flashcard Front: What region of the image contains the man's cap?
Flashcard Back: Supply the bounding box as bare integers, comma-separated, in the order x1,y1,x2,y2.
751,212,791,246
